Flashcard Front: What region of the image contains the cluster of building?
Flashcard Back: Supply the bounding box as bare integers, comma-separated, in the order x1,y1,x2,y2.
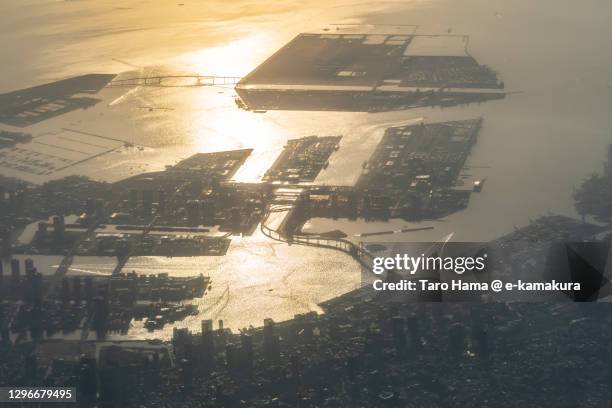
0,175,110,238
2,291,610,406
76,230,230,257
111,149,266,235
0,258,96,340
356,119,481,191
264,136,341,183
0,256,209,342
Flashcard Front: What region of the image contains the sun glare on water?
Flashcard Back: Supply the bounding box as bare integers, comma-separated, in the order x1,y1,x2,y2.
176,34,274,78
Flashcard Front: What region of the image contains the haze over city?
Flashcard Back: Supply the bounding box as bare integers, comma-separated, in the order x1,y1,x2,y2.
1,1,611,406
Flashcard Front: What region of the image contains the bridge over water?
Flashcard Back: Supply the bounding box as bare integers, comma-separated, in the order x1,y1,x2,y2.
261,187,375,271
107,75,242,88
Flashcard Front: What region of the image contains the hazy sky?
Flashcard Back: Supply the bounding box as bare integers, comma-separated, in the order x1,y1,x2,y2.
2,0,612,92
0,0,403,90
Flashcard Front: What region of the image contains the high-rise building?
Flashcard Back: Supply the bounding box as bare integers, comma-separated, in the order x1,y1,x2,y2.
142,189,153,215
231,207,242,232
0,327,9,345
10,259,20,293
52,215,65,241
79,356,98,403
84,277,94,302
0,261,4,298
60,278,71,303
172,327,190,355
93,295,109,337
290,354,300,379
129,189,138,209
406,314,420,352
1,230,11,256
241,333,253,372
263,318,280,362
7,191,16,210
158,189,166,215
186,200,201,226
201,199,215,225
391,316,406,353
225,343,237,371
31,271,43,304
448,322,467,358
15,191,25,217
179,358,193,389
201,319,214,369
24,258,34,275
25,354,37,382
86,198,95,215
72,276,82,301
95,198,105,218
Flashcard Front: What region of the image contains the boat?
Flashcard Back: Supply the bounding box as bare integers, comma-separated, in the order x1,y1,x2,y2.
473,178,486,192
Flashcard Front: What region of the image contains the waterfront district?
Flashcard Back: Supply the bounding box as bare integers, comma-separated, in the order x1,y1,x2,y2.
1,27,612,407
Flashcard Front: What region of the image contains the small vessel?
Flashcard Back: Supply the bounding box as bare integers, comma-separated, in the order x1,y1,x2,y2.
473,178,486,192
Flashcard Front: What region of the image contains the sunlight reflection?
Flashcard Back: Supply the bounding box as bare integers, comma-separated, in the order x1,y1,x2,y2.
179,33,291,184
177,34,273,78
192,105,288,183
